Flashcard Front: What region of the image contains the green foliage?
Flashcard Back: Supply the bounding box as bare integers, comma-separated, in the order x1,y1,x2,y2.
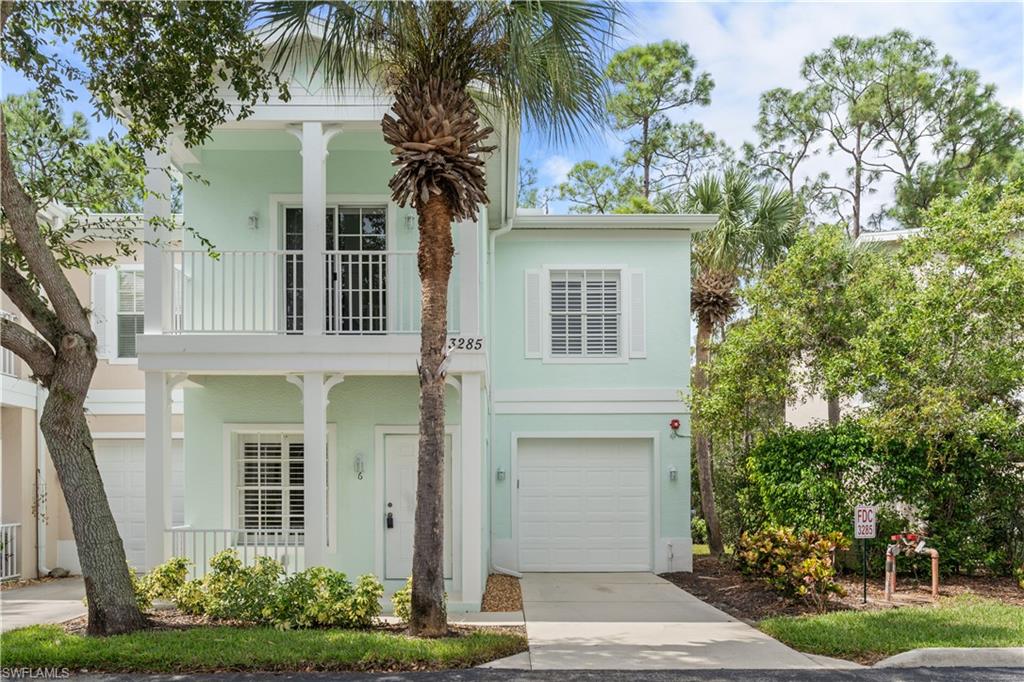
745,422,874,535
556,160,639,214
736,527,850,612
138,551,385,630
391,578,413,624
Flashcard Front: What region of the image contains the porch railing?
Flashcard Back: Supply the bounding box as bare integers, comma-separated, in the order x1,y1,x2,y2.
1,311,17,376
167,526,305,579
165,249,459,335
0,523,20,582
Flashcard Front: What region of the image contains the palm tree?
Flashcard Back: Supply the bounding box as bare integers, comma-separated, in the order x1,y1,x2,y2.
686,169,800,557
258,1,619,636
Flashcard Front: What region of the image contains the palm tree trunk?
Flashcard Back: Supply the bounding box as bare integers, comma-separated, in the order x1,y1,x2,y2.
693,316,724,557
410,194,453,637
826,394,841,426
42,346,146,635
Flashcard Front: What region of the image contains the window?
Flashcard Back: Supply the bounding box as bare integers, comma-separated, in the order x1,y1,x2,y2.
116,269,144,358
549,269,621,358
236,433,304,535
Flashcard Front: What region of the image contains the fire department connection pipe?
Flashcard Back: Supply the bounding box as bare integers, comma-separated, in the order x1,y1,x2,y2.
885,541,939,602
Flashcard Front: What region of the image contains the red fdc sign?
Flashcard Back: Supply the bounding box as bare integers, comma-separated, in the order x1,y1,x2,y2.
854,505,877,539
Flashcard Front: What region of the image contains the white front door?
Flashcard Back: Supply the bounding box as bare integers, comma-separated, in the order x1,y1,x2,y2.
384,434,452,580
517,438,653,572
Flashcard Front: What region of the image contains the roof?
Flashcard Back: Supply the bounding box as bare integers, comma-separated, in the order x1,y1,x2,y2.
510,213,717,232
854,227,924,246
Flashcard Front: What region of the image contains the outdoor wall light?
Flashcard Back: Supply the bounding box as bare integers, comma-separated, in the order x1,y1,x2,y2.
668,466,678,482
353,454,365,480
496,466,506,482
248,211,259,230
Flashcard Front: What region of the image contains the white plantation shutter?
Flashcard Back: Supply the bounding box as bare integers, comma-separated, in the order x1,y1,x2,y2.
91,269,113,358
628,269,647,358
524,269,542,358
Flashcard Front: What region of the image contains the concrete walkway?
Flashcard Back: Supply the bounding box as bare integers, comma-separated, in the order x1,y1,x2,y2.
521,573,836,670
0,577,86,632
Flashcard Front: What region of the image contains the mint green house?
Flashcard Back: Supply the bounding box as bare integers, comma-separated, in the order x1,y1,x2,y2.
137,64,712,611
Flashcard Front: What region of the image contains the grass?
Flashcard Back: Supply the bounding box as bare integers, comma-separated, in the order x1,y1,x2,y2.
760,595,1024,664
0,624,527,673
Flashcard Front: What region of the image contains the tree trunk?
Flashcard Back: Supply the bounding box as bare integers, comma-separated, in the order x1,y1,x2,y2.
693,315,724,557
410,194,453,637
641,116,651,200
826,394,841,426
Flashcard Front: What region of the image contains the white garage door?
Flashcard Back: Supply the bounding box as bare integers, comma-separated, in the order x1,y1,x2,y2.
94,439,184,569
518,438,652,572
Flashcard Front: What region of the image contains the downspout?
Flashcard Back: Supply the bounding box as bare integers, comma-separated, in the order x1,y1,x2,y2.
35,385,49,576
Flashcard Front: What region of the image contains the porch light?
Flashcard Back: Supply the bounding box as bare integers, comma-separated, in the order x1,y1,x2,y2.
496,466,506,482
248,211,259,230
668,466,678,482
353,454,365,480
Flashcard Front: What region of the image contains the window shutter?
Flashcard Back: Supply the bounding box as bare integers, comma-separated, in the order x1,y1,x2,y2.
628,269,647,358
91,269,112,358
524,269,542,358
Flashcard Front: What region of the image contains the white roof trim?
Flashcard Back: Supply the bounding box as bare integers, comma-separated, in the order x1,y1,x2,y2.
510,213,717,232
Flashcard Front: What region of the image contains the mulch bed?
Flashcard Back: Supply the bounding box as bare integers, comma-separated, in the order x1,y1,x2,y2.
662,555,1024,622
481,573,522,612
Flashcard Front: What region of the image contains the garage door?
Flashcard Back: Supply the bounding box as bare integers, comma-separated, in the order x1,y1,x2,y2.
94,439,184,569
517,438,652,572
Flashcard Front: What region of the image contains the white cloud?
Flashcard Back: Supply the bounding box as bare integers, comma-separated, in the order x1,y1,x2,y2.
539,155,575,185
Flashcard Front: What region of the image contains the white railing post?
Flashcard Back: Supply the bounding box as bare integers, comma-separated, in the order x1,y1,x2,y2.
0,523,21,582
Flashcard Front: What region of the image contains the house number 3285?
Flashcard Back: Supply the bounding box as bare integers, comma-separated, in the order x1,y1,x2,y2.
448,337,484,350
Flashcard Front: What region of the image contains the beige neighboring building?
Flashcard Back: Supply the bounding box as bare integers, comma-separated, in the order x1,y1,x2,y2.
1,211,183,581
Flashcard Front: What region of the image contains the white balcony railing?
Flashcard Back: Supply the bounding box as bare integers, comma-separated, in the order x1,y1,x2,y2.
0,523,20,582
165,250,459,335
168,526,305,579
1,311,17,376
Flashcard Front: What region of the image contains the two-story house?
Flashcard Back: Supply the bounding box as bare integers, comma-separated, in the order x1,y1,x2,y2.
66,64,712,612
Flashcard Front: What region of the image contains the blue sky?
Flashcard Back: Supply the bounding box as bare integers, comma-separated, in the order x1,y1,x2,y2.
522,0,1024,213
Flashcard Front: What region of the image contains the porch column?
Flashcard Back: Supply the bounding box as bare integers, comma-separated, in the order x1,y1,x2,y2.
460,372,484,606
302,371,327,566
144,371,173,569
456,219,480,335
143,149,172,334
300,122,326,335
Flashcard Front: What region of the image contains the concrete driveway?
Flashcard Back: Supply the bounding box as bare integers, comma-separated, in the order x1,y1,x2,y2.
0,577,86,632
521,573,836,670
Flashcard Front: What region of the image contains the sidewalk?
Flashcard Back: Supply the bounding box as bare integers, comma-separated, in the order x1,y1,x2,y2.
0,577,86,632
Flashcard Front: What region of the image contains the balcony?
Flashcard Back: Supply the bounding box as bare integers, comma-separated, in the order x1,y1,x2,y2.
164,249,460,335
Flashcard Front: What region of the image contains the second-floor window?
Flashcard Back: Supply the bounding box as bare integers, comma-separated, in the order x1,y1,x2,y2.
116,269,144,358
549,269,621,359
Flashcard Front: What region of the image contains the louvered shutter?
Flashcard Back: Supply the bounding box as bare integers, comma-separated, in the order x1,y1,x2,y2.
91,269,113,358
524,269,542,358
628,269,647,358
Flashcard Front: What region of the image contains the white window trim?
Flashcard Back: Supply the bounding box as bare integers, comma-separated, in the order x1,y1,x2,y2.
541,264,630,365
221,423,338,549
110,264,144,364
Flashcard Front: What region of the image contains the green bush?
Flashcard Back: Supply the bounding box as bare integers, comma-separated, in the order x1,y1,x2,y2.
140,551,385,629
691,516,708,545
736,526,851,612
391,578,412,623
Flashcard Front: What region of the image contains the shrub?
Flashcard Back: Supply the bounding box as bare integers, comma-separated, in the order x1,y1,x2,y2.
141,556,191,603
392,578,412,623
174,578,208,616
270,568,383,629
737,526,850,612
346,574,385,628
691,516,708,545
202,550,284,622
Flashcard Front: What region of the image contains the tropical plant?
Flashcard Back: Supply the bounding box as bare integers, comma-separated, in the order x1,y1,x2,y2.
1,0,284,635
258,0,620,635
685,169,800,557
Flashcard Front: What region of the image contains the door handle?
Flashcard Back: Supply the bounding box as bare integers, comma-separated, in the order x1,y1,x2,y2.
386,512,394,529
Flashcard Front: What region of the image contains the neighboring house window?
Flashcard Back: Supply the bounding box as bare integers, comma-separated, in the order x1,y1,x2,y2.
236,433,304,535
549,269,621,358
116,269,144,358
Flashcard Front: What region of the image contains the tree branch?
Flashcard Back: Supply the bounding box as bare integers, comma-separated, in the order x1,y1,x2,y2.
1,259,63,348
1,316,55,382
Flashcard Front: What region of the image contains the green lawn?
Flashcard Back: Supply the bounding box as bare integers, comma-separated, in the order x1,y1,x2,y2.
760,596,1024,663
0,624,526,673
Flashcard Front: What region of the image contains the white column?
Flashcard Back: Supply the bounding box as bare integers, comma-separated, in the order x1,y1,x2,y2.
457,219,480,335
460,373,484,606
144,371,173,569
302,371,327,566
143,149,173,334
301,122,326,335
